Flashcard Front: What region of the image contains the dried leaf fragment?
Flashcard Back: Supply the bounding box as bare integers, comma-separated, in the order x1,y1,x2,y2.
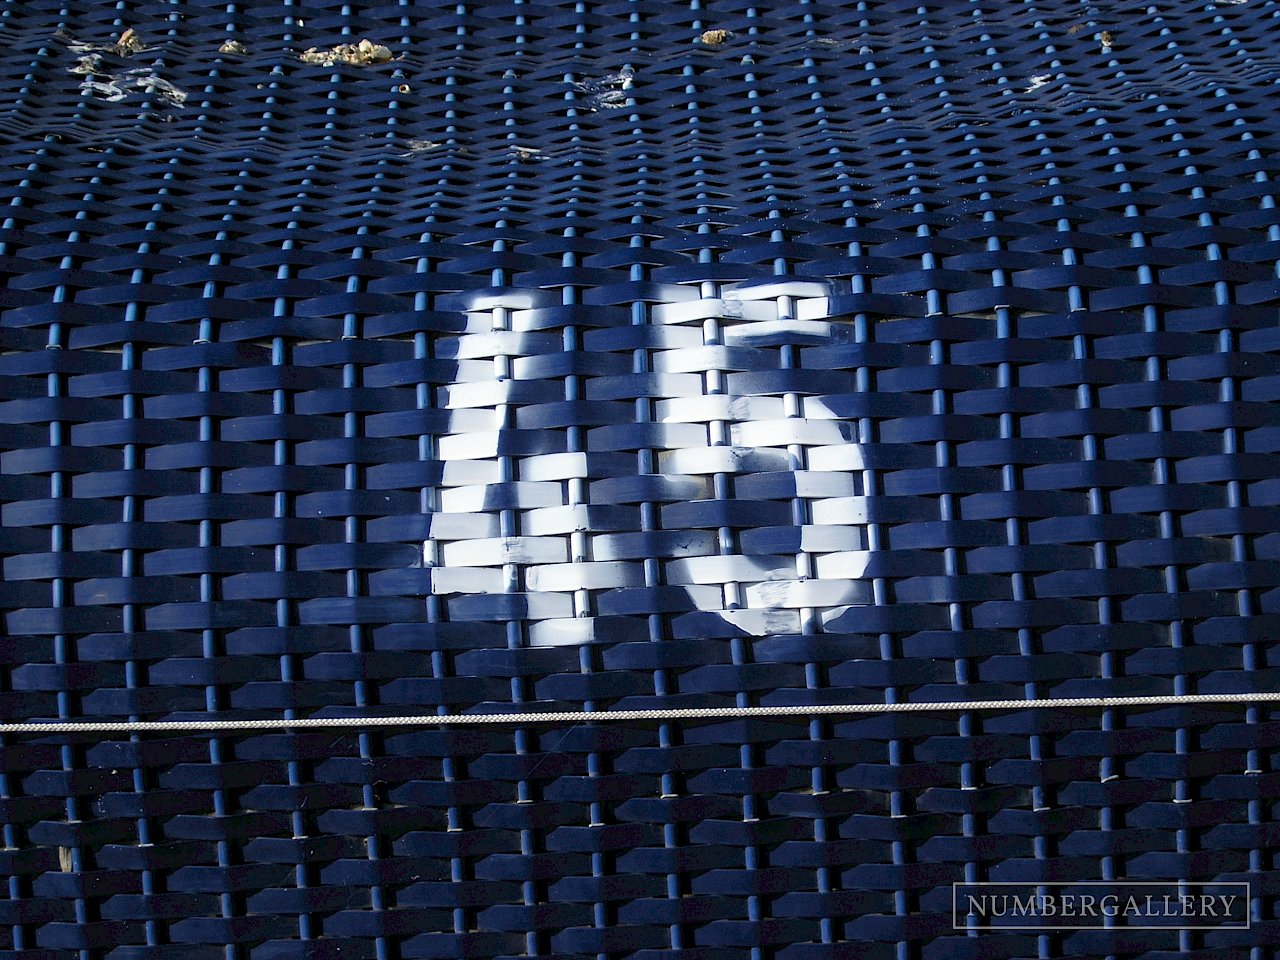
699,29,734,46
110,28,144,56
219,39,247,55
402,139,442,156
79,78,126,101
64,26,147,57
131,71,188,105
69,54,103,75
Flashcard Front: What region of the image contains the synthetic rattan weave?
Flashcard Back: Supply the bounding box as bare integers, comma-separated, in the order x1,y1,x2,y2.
2,0,1280,957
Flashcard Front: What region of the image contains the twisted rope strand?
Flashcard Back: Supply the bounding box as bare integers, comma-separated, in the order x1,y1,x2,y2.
0,691,1273,734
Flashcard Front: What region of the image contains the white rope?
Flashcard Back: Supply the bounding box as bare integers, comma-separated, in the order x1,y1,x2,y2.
0,691,1274,734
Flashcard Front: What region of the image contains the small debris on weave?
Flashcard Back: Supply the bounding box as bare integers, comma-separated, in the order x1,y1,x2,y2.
69,54,103,75
572,68,634,110
402,139,442,155
219,40,247,55
60,27,147,58
699,29,734,46
299,39,395,66
132,72,187,104
59,26,187,105
77,69,188,105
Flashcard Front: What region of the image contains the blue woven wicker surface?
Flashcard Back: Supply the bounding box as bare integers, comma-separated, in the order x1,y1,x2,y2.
2,0,1280,956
